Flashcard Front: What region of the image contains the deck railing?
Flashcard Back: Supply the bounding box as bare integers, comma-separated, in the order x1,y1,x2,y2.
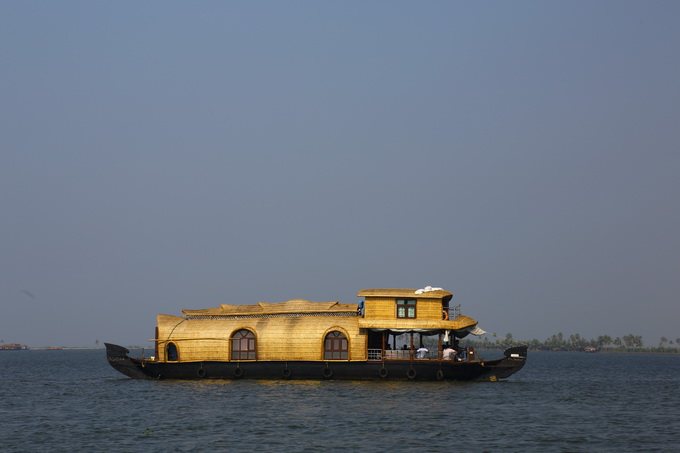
367,347,475,362
383,350,415,360
447,304,461,319
367,349,382,361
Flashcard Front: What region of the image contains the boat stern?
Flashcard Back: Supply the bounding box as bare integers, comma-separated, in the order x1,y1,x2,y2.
105,343,151,379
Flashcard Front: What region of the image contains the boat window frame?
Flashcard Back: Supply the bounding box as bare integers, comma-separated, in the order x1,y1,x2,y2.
230,328,257,361
323,329,349,360
166,342,179,362
396,298,417,319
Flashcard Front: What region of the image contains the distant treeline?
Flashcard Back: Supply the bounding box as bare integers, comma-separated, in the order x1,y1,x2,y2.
463,332,680,353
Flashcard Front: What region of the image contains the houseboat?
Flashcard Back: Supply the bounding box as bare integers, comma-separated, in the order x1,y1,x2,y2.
0,343,29,350
105,287,527,381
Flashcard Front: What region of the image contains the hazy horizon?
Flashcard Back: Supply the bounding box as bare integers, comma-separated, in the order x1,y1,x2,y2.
2,1,679,349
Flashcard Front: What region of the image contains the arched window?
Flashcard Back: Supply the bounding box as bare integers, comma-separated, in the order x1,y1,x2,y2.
166,342,178,361
324,331,348,360
231,329,256,360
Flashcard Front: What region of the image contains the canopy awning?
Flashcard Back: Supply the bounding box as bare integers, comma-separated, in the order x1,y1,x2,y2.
369,327,483,339
358,315,478,331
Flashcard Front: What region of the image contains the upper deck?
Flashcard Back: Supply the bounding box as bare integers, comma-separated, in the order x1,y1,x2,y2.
357,287,477,335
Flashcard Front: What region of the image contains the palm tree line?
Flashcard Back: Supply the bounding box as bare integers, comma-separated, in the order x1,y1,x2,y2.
462,332,680,352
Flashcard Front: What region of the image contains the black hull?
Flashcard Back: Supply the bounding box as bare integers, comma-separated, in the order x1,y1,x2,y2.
105,343,527,381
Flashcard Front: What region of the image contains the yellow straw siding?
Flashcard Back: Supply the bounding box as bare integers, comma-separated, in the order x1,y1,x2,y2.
364,297,444,320
415,299,445,320
364,298,395,318
156,314,364,362
153,290,464,362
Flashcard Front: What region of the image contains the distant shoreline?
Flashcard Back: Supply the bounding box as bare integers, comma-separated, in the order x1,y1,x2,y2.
478,347,680,355
17,346,680,355
24,346,146,350
31,347,103,350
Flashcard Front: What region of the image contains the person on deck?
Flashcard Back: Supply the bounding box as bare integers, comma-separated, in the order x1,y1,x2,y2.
442,344,455,360
453,340,467,361
416,347,429,359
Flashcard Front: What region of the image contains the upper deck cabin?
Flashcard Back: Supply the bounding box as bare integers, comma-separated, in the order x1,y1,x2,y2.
357,288,479,335
153,287,481,363
359,288,454,321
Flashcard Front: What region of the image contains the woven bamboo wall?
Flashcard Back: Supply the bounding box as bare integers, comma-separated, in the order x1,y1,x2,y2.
156,314,365,362
417,299,446,319
364,298,395,318
364,297,444,320
153,289,458,362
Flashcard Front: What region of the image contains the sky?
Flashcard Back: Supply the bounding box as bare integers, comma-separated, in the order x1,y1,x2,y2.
1,1,679,348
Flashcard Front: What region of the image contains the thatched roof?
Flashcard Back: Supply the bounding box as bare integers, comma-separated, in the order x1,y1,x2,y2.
182,299,358,316
358,288,453,300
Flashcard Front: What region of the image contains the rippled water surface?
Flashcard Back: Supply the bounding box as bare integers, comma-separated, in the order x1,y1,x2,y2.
1,349,679,452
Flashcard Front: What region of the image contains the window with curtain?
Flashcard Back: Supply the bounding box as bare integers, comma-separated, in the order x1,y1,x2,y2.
231,329,256,360
324,331,348,360
396,299,416,318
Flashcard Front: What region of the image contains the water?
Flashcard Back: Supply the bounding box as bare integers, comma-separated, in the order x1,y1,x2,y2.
1,350,679,452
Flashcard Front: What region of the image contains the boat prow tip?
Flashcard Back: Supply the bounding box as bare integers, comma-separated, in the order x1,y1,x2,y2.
504,345,528,359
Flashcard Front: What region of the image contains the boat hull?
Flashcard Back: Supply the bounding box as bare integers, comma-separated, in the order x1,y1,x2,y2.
105,343,527,381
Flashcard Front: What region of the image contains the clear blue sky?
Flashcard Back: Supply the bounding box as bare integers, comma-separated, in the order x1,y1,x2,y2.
2,1,679,347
